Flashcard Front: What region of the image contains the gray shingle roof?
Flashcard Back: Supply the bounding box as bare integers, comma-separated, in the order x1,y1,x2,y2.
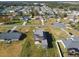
0,32,22,40
62,36,79,49
34,35,43,41
34,29,49,48
34,29,44,41
42,40,48,48
63,40,79,49
34,29,43,37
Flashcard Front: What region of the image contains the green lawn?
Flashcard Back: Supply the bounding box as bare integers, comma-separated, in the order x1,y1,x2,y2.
6,19,24,25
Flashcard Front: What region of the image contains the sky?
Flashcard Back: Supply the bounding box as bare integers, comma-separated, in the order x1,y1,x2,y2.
0,0,79,1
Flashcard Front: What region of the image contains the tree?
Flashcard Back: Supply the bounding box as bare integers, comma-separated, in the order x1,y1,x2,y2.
58,5,64,9
63,13,67,17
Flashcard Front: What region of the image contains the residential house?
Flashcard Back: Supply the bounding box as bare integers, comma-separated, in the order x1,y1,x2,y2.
61,35,79,56
33,29,48,48
0,31,23,42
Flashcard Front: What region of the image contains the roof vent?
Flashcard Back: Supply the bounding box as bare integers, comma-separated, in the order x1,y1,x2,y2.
70,38,74,40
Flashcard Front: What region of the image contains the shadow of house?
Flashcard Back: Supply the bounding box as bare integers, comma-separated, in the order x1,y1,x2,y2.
43,32,53,48
19,33,27,40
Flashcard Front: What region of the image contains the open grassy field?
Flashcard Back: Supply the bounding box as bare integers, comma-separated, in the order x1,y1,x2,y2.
44,26,68,40
0,26,13,32
27,19,41,25
66,28,79,37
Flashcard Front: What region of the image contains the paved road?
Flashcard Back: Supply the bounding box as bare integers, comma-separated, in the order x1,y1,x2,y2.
0,24,52,27
22,21,27,26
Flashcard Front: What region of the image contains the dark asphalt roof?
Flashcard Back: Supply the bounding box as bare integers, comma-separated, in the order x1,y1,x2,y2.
53,22,66,29
0,32,22,40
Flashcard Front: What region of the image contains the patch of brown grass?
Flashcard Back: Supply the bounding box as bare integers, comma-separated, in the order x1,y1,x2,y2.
0,42,22,57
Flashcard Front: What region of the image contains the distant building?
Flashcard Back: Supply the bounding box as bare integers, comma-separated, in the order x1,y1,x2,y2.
68,11,79,23
68,15,76,22
35,16,44,25
20,16,31,21
23,16,30,21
